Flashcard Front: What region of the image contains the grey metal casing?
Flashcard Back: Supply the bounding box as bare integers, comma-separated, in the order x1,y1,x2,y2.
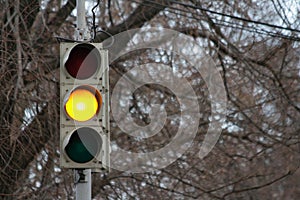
59,42,110,171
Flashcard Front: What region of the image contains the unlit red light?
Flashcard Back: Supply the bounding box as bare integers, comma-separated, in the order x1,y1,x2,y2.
65,44,99,79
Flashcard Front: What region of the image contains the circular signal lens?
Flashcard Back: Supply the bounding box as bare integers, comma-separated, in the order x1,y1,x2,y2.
65,43,100,80
65,127,102,163
65,86,102,122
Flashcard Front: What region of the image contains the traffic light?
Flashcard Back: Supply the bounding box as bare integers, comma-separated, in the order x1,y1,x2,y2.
60,42,110,170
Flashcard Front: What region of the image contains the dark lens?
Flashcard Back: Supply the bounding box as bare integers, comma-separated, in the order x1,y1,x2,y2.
65,127,102,163
65,44,100,80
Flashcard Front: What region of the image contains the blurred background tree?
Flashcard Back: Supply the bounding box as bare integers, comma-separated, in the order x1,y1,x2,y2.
0,0,299,199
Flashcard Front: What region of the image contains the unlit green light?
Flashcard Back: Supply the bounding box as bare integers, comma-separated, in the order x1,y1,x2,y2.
65,127,102,163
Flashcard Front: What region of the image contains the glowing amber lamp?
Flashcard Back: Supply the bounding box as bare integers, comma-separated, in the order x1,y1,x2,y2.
65,88,101,122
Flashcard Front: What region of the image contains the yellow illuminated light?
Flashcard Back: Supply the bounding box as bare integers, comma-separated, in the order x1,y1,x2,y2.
65,89,99,121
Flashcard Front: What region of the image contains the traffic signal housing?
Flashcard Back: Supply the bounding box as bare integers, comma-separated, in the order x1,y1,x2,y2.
60,42,110,170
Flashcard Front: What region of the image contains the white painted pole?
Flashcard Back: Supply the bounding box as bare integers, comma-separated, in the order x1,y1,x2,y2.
75,169,92,200
76,0,90,41
75,0,92,197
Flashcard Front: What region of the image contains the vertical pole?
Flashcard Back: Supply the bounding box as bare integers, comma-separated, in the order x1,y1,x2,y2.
75,1,91,199
76,0,90,41
75,169,92,200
